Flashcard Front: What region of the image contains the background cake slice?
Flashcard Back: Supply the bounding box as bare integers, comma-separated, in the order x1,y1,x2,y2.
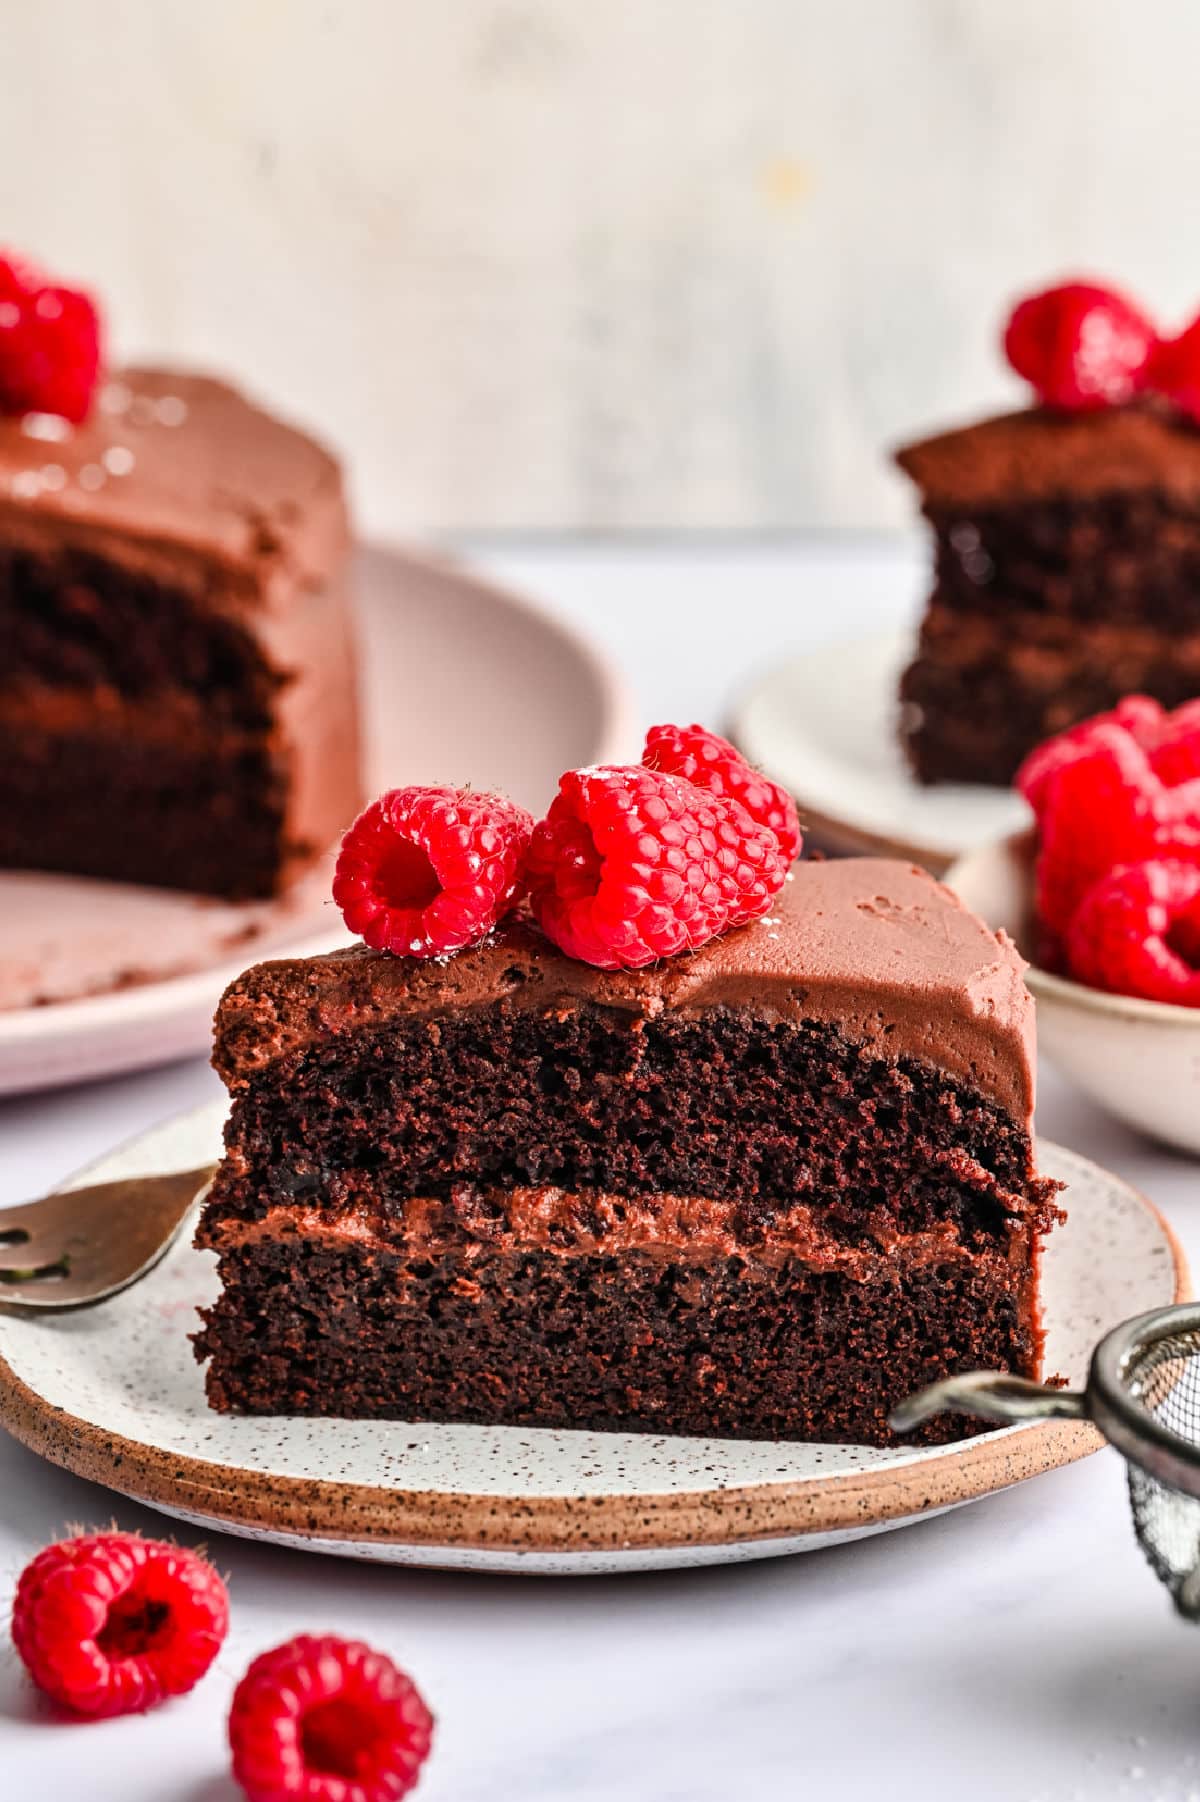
896,404,1200,786
195,858,1061,1446
0,366,360,897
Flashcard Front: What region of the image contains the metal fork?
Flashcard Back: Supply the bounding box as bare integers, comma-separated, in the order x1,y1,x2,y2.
0,1165,216,1309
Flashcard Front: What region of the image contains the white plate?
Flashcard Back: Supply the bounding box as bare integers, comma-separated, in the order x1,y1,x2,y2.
0,545,637,1095
0,1104,1184,1575
731,628,1029,872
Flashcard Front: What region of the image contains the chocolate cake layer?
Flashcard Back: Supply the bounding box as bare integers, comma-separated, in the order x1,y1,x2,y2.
895,403,1200,785
0,697,289,896
194,1193,1041,1446
900,603,1200,787
0,368,360,897
211,1004,1046,1248
198,862,1060,1444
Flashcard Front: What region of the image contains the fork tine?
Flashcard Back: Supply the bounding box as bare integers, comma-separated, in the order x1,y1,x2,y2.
0,1164,216,1310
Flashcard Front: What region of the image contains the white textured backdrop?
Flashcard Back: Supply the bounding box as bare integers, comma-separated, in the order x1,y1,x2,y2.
3,0,1200,533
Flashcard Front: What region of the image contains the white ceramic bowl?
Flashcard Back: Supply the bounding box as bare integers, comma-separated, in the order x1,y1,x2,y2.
946,833,1200,1156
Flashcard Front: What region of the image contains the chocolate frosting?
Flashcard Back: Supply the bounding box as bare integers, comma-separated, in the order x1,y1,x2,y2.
0,366,346,597
895,401,1200,509
215,858,1036,1121
0,365,361,884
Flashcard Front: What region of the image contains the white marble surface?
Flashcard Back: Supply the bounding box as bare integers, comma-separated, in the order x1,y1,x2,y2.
3,540,1200,1798
8,3,1200,533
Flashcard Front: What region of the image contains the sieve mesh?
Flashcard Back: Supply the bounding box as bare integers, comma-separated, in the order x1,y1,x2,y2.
1123,1330,1200,1616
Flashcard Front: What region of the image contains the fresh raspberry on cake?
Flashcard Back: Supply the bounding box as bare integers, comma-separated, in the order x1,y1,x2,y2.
1067,860,1200,1005
11,1530,228,1718
228,1633,434,1802
1002,280,1157,410
334,786,533,959
1149,316,1200,424
0,251,101,423
524,763,787,969
642,722,802,863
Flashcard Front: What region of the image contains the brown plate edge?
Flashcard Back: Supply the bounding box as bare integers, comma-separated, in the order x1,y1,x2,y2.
785,793,956,878
0,1182,1185,1561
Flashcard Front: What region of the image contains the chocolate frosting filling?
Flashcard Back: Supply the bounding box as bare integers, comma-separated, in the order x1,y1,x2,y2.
200,1186,1032,1280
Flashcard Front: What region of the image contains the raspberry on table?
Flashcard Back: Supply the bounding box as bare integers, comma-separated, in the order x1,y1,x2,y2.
1067,860,1200,1006
524,762,788,970
228,1633,434,1802
333,786,533,959
1002,280,1157,411
11,1531,228,1718
642,721,802,864
0,250,102,423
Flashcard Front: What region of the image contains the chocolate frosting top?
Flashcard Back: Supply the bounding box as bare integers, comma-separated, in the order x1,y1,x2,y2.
215,858,1036,1121
895,401,1200,509
0,366,344,590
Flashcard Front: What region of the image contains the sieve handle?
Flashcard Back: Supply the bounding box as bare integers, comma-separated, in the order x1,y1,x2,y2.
890,1372,1089,1434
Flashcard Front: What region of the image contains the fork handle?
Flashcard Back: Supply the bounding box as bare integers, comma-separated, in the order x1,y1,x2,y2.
890,1371,1090,1434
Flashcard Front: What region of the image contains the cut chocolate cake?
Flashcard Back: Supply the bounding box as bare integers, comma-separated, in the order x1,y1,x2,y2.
0,368,360,897
195,858,1061,1446
897,404,1200,786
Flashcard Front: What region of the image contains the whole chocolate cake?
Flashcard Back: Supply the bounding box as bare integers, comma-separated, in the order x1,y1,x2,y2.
0,366,360,897
897,405,1200,786
195,857,1061,1446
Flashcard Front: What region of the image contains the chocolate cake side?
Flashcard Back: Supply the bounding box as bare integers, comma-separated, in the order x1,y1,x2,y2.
896,405,1200,785
195,860,1062,1447
0,368,360,897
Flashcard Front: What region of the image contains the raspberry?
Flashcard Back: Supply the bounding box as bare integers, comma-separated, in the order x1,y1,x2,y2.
229,1633,434,1802
1003,280,1157,411
1148,317,1200,424
11,1531,228,1718
1016,695,1167,816
1067,861,1200,1006
333,786,533,958
524,763,787,969
1017,701,1200,945
1146,699,1200,787
1032,731,1200,943
0,251,101,423
642,722,802,864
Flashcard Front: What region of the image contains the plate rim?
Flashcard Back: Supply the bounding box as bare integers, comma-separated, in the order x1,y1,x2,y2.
0,1132,1185,1558
0,539,639,1054
728,627,1027,877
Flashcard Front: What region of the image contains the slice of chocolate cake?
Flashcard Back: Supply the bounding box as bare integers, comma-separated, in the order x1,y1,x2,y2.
195,858,1061,1446
897,404,1200,787
0,368,360,897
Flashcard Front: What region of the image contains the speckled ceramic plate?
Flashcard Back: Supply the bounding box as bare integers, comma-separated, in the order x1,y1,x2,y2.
0,544,637,1096
729,628,1028,875
0,1104,1185,1574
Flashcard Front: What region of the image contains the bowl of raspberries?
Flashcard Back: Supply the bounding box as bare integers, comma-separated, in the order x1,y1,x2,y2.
947,697,1200,1154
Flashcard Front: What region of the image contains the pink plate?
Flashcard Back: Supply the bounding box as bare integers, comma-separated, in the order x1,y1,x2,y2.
0,544,638,1095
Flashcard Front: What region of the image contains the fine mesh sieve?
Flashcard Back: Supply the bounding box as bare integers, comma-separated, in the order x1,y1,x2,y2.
891,1301,1200,1618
